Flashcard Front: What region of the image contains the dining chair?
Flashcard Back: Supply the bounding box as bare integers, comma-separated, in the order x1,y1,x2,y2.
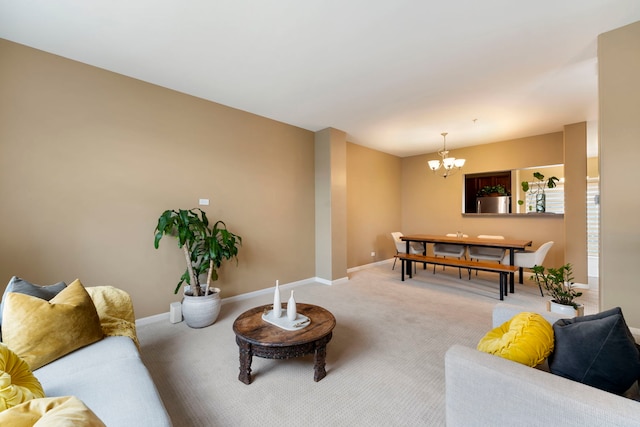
390,232,424,271
433,233,468,278
501,241,555,295
468,235,506,261
468,235,506,277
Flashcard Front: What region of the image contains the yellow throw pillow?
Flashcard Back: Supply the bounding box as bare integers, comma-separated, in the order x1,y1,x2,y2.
2,279,104,370
0,396,106,427
0,343,45,412
477,312,554,367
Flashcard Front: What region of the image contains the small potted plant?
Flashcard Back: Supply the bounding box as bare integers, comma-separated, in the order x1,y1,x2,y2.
154,208,242,327
476,184,508,197
531,263,584,316
518,172,559,212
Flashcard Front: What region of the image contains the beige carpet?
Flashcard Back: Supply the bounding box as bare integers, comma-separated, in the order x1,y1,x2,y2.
137,262,598,427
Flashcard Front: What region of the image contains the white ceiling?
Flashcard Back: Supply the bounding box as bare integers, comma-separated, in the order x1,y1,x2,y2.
1,1,639,157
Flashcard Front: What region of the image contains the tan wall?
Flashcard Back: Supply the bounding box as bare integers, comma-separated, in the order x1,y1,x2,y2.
587,157,599,177
346,143,402,268
564,122,588,283
315,128,348,281
599,21,640,326
1,36,604,319
0,40,316,318
401,133,567,268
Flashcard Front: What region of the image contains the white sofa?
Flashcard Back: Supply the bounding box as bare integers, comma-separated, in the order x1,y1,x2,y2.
33,335,172,426
445,304,640,427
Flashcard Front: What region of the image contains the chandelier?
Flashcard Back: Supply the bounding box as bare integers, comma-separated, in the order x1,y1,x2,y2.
427,132,466,178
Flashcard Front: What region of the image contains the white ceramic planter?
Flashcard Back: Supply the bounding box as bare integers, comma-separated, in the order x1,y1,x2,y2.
547,300,584,317
182,287,221,328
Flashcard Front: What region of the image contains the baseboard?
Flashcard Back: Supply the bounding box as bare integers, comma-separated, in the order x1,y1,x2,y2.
314,276,349,285
136,312,169,326
221,277,318,304
348,258,394,273
136,262,401,324
136,276,328,325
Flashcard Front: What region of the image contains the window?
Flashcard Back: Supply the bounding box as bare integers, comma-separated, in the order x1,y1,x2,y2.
543,182,564,214
586,177,600,258
522,180,564,214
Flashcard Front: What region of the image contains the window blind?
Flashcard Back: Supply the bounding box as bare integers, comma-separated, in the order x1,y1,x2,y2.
586,177,600,258
523,181,564,214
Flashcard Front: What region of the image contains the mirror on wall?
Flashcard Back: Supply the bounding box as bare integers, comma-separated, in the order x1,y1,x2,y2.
463,165,564,215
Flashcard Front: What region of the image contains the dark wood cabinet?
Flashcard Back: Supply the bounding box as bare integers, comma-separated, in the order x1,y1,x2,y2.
464,171,512,213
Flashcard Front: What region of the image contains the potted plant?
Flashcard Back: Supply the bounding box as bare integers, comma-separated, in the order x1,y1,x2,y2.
531,263,584,316
518,172,559,212
153,208,242,327
476,184,508,197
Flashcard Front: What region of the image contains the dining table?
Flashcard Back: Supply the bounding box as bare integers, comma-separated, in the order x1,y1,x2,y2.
400,234,532,292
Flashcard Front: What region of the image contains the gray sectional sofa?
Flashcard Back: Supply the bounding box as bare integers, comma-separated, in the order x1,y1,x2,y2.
445,304,640,426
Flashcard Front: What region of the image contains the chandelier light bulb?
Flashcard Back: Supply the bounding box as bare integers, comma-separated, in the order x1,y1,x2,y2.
442,157,456,169
428,160,441,171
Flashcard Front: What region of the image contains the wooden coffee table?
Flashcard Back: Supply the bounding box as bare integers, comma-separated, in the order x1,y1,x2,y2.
232,303,336,384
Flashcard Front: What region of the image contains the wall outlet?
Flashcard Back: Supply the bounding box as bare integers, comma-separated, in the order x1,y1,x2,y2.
198,198,210,206
371,251,376,257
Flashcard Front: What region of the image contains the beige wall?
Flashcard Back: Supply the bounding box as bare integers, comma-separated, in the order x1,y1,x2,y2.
1,34,609,320
0,39,316,318
401,133,567,268
315,128,348,281
346,143,402,268
563,122,588,283
599,21,640,326
587,157,599,177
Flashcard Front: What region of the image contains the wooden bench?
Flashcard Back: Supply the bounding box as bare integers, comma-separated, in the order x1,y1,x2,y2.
397,253,519,300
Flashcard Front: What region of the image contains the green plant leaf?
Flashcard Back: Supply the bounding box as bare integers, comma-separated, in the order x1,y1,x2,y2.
153,231,164,249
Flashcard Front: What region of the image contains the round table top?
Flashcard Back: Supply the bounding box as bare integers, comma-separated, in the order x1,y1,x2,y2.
233,303,336,347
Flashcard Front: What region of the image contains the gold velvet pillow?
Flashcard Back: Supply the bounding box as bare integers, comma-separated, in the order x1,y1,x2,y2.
0,396,106,426
2,279,104,370
0,343,44,411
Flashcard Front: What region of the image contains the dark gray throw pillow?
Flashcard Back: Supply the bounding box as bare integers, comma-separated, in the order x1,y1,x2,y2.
0,276,67,327
549,307,640,395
